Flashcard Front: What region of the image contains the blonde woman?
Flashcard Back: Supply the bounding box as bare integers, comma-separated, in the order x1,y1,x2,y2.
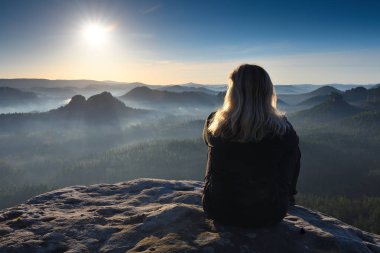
202,64,301,227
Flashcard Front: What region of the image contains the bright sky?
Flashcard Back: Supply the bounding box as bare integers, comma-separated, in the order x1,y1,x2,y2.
0,0,379,85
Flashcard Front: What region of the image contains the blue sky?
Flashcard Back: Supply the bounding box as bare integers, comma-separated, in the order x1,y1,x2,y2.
0,0,379,84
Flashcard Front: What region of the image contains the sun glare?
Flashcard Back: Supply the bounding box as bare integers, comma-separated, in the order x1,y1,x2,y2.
82,23,113,47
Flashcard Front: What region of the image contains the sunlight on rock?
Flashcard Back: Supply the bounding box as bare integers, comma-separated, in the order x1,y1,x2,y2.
0,178,379,252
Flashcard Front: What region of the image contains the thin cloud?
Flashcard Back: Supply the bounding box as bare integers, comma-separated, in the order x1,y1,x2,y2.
142,4,161,14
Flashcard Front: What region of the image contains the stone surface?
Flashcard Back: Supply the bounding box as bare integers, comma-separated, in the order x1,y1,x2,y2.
0,178,379,253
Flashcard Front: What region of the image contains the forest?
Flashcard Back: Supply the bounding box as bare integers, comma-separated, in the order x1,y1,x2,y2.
0,82,379,233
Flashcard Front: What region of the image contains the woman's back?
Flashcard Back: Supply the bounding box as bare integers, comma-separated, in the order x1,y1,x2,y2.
202,64,301,227
203,112,300,227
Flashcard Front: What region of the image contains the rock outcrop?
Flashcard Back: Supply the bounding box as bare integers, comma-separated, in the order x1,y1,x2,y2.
0,178,379,253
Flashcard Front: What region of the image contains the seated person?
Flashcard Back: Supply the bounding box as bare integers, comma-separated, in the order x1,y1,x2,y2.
202,64,301,227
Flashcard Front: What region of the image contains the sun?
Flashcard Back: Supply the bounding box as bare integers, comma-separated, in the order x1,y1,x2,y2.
82,22,113,47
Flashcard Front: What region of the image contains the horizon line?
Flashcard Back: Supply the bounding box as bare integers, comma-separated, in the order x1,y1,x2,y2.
0,78,378,86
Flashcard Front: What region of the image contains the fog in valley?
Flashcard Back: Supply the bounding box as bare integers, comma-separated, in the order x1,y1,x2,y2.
1,79,380,233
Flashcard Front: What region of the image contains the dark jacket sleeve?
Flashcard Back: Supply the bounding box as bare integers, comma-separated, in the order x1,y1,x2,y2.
203,112,216,146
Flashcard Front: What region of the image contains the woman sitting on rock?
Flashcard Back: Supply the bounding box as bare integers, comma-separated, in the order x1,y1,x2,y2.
202,64,301,227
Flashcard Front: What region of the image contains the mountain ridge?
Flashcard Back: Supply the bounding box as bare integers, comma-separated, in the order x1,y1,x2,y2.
49,91,146,121
293,93,363,122
0,87,39,106
278,86,343,105
0,92,150,129
120,86,219,108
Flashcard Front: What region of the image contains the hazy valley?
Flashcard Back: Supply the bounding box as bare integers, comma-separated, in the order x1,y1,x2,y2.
0,79,380,233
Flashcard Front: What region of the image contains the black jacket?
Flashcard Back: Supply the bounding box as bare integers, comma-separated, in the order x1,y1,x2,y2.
202,112,301,227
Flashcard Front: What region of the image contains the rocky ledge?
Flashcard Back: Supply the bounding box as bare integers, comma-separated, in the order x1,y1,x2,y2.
0,178,379,253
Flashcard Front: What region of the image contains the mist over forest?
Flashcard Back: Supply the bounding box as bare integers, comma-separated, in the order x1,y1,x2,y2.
1,79,380,233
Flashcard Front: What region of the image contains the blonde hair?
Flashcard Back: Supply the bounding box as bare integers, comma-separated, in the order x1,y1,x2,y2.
208,64,288,142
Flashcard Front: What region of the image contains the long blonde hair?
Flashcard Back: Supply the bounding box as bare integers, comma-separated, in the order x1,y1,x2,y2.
208,64,288,142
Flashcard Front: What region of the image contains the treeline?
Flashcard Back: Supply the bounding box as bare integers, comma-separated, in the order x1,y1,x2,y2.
298,194,380,234
0,184,55,210
1,131,379,202
0,112,379,235
52,139,207,187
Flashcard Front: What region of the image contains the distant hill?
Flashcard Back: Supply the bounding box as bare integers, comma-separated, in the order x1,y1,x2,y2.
50,92,147,122
119,86,219,108
0,79,106,89
274,84,323,94
309,86,343,97
278,86,344,105
0,92,150,129
0,87,39,106
0,79,141,98
324,84,373,91
156,85,217,95
339,86,380,108
368,87,380,102
342,87,368,103
180,82,226,92
296,86,380,108
78,82,144,97
30,86,77,98
297,95,329,106
293,93,363,122
275,84,374,95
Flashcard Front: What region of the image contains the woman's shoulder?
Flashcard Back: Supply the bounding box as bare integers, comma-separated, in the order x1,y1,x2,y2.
281,116,299,145
263,116,298,144
203,111,216,146
206,111,216,125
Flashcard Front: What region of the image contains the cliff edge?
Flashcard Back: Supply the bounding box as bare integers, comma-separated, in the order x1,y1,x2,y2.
0,178,379,253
